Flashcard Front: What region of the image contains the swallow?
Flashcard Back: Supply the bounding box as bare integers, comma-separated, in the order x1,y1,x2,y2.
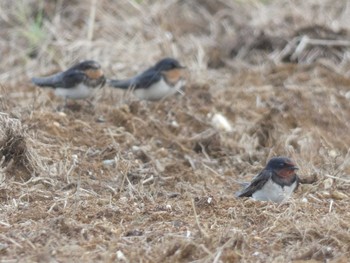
236,157,299,203
31,60,106,106
108,57,186,101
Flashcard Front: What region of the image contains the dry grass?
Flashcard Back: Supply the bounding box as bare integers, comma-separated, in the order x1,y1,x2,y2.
1,0,350,262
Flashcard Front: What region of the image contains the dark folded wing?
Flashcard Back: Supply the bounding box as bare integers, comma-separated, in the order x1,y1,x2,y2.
109,67,161,90
31,72,64,88
236,169,272,197
61,70,86,89
108,79,134,89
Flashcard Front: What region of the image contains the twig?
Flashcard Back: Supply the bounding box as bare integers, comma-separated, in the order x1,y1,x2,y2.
306,38,350,47
290,36,309,61
191,198,209,239
65,155,78,184
324,174,350,183
87,0,97,41
203,163,225,179
142,175,154,185
290,35,350,61
0,234,23,248
0,221,11,227
213,250,222,263
329,199,334,213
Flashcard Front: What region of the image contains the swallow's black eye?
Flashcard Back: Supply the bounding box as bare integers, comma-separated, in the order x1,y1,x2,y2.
163,63,176,71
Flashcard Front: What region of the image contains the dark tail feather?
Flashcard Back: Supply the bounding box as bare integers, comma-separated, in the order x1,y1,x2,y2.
235,189,248,198
235,191,242,198
108,79,133,90
31,72,63,88
234,180,250,197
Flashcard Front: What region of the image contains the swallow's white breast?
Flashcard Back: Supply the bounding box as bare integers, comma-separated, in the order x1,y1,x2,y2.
134,77,185,101
252,179,297,203
54,83,94,100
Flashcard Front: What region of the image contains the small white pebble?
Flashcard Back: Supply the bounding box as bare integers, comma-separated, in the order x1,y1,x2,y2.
96,116,105,123
345,91,350,100
211,113,233,132
165,31,173,40
302,198,308,203
329,150,338,158
207,197,212,204
171,120,179,128
155,160,165,172
52,121,60,127
102,159,115,167
119,197,128,203
116,250,127,261
132,146,140,152
227,207,235,214
256,95,264,108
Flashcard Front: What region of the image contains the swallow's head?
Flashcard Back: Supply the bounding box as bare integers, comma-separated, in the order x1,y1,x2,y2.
155,58,186,86
74,60,101,71
266,157,298,178
154,58,185,72
76,60,105,85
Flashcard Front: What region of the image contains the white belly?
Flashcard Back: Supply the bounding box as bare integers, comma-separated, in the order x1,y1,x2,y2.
133,78,185,101
54,83,94,100
252,179,297,203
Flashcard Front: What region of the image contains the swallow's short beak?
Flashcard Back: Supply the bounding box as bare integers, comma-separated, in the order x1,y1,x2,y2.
288,166,298,171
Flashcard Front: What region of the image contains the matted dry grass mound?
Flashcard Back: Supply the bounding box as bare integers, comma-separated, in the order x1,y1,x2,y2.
0,0,350,262
0,113,43,181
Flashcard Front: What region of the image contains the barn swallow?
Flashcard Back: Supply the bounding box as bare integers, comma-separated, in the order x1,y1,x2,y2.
236,157,299,203
108,58,186,101
31,60,106,106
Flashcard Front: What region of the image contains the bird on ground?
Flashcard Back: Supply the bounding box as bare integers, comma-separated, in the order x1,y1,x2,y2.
108,57,186,101
236,157,299,203
32,60,106,107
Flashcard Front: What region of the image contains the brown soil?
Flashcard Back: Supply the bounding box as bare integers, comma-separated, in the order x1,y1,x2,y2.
1,0,350,262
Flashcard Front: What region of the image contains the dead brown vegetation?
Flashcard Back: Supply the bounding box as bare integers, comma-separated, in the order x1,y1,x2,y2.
0,0,350,262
